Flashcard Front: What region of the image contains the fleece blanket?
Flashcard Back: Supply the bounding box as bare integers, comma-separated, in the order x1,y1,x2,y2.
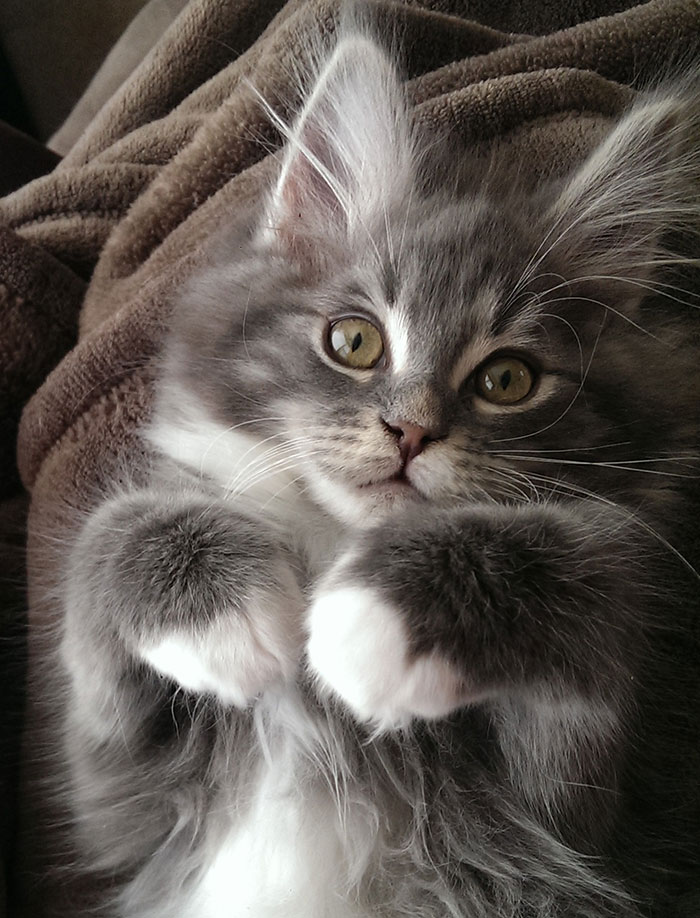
1,0,699,914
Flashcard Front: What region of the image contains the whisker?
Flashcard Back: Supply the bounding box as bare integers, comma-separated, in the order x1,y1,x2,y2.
260,470,315,509
494,441,633,455
536,289,659,339
556,272,700,310
483,465,540,503
198,418,288,473
228,449,325,497
494,454,696,480
504,470,700,582
225,439,320,493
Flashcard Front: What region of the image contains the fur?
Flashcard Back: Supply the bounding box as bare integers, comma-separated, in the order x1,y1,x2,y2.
57,19,700,918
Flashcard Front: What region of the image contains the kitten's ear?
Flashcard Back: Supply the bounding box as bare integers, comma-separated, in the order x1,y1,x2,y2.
262,33,414,264
546,93,696,302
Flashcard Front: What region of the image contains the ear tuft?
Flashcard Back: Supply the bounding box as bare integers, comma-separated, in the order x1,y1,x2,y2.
545,88,700,295
260,30,415,265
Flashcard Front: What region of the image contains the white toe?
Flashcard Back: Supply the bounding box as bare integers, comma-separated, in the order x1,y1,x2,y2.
307,584,471,729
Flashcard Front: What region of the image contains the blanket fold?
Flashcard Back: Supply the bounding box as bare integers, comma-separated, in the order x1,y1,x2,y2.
0,228,83,498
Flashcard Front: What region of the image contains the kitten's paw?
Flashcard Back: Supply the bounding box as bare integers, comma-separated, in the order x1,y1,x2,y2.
140,564,304,707
307,581,471,730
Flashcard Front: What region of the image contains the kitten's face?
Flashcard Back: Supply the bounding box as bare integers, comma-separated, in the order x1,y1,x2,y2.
162,35,699,528
171,187,687,530
252,197,598,527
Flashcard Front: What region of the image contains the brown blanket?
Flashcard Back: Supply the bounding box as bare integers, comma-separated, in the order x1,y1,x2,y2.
2,0,700,914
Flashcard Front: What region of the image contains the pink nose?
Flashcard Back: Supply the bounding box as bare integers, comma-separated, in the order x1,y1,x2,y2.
383,419,438,464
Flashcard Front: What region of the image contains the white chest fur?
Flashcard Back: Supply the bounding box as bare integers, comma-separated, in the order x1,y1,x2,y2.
145,394,378,915
188,778,365,918
181,695,376,918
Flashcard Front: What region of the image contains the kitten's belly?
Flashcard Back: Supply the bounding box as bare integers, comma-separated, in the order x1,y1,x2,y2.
184,756,371,918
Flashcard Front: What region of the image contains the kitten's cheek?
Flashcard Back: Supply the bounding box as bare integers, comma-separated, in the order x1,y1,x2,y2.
306,585,472,730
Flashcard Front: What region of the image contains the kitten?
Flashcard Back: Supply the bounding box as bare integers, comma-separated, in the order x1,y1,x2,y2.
59,23,700,918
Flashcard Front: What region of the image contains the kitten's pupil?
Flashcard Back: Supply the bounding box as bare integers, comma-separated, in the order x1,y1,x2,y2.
476,357,534,404
327,318,384,369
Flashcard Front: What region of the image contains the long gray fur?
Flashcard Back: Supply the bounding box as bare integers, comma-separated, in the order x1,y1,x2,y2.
58,22,700,918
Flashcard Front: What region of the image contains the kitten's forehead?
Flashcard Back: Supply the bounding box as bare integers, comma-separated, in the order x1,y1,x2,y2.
371,198,538,383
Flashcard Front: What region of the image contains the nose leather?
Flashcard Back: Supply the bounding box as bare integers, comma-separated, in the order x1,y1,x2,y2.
383,419,439,464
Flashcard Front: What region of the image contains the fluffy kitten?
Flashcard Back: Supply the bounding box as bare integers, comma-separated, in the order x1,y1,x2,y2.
60,24,700,918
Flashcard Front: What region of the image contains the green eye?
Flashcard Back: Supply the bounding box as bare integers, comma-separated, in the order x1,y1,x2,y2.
475,356,535,405
328,318,384,369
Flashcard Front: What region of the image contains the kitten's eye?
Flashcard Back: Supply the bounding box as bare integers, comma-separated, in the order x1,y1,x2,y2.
328,318,384,369
475,356,535,405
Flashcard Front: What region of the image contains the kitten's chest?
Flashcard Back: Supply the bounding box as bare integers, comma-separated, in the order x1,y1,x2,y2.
184,703,374,918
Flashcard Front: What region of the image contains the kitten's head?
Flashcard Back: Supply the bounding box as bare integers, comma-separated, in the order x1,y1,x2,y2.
156,32,700,528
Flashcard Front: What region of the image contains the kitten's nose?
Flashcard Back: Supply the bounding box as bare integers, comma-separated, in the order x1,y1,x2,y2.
383,418,441,464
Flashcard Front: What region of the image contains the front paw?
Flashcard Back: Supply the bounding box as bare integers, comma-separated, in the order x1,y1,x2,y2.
306,560,473,730
63,491,306,709
140,559,303,707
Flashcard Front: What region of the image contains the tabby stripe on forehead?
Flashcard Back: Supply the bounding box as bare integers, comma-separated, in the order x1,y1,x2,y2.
447,285,507,390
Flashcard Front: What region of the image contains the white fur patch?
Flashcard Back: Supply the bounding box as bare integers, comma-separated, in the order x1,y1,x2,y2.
140,585,303,707
147,386,306,526
148,385,344,579
384,306,411,374
186,779,366,918
306,470,421,529
178,694,375,918
142,635,232,699
307,583,472,730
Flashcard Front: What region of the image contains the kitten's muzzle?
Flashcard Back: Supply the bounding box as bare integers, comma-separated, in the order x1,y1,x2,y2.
382,417,446,467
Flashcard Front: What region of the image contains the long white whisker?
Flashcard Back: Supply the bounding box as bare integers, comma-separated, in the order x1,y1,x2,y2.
225,438,320,493
494,454,695,479
228,448,324,497
494,441,633,455
544,293,660,338
484,465,540,503
554,272,700,310
198,419,288,474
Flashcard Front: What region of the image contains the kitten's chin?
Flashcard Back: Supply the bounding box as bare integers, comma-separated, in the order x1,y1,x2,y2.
308,473,423,528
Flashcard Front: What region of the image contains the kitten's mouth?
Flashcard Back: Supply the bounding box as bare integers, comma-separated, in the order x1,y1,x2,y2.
388,469,413,486
359,468,421,495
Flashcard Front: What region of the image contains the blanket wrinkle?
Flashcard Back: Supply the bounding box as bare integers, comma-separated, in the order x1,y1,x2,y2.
60,0,293,168
1,1,699,915
410,0,700,102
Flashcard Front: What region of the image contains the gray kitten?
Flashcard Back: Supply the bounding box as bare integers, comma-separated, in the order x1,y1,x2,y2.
60,26,700,918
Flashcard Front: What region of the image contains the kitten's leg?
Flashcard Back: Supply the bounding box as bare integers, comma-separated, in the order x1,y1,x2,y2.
307,501,647,730
63,486,304,715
